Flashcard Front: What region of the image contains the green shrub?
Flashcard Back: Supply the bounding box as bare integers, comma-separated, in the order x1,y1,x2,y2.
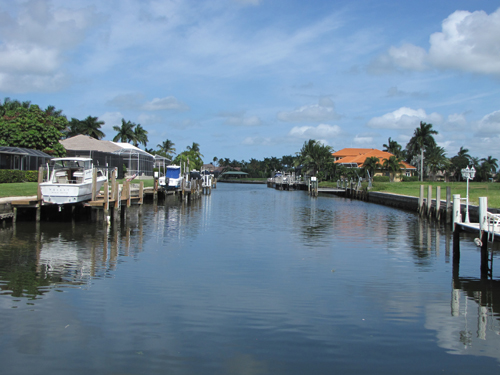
402,176,419,182
373,176,390,182
0,169,39,183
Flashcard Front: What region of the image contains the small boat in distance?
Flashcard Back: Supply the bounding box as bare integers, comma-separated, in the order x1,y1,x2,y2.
40,157,107,204
159,164,183,190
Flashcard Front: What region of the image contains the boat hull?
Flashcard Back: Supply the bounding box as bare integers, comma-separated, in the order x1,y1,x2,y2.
40,178,106,204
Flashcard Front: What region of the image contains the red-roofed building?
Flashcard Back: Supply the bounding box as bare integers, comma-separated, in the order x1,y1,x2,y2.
333,148,416,181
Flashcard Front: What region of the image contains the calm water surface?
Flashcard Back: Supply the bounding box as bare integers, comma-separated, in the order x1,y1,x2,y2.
1,183,500,374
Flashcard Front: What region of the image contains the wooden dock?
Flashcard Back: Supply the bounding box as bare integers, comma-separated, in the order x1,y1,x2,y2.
2,167,214,223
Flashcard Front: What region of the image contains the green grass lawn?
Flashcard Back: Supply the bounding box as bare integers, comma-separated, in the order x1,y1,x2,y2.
0,178,156,198
320,180,500,208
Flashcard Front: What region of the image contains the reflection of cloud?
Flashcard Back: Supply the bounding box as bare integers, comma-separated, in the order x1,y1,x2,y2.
225,353,268,375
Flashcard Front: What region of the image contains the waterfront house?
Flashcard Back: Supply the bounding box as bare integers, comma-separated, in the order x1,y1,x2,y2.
333,148,416,181
60,135,155,178
0,146,52,171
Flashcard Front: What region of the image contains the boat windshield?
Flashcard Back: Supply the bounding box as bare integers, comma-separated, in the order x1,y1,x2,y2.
52,160,91,169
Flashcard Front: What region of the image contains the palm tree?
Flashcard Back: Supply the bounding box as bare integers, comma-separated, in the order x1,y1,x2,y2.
477,156,499,181
450,146,471,181
133,124,148,147
157,139,176,158
382,156,404,182
187,142,204,157
44,105,64,118
78,116,105,139
425,145,449,181
406,121,438,181
296,139,334,177
382,137,403,159
362,156,381,181
1,97,31,116
113,119,136,143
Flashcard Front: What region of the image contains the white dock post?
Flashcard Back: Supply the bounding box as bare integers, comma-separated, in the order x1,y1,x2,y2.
427,185,432,217
479,197,488,231
452,194,461,229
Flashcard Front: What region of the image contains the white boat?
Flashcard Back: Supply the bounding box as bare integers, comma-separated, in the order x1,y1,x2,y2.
40,157,107,204
159,165,183,190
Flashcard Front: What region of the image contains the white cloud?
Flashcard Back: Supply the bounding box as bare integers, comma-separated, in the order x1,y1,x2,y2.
353,135,373,145
288,123,342,139
142,96,189,111
278,98,340,123
388,43,428,71
367,107,443,129
138,113,163,126
99,111,123,131
225,115,262,127
370,8,500,75
242,136,272,145
0,71,68,93
474,110,500,135
0,0,100,92
428,9,500,74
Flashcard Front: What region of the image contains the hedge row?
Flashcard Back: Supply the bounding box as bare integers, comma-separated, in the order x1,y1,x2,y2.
0,169,39,183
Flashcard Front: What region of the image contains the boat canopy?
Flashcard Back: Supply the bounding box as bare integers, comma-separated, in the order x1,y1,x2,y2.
166,166,181,178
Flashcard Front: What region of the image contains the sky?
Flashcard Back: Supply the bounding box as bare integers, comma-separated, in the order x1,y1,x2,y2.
1,0,500,163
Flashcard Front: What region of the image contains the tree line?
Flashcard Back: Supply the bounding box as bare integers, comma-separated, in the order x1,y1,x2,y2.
1,98,497,182
215,122,498,183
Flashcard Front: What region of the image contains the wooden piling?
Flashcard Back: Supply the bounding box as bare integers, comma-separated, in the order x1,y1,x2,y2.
427,185,432,217
480,230,489,278
419,185,424,215
436,186,441,220
446,187,452,222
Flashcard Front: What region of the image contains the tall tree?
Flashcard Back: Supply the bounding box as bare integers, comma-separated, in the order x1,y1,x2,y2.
450,146,471,181
425,145,449,181
0,104,67,156
477,156,498,182
382,156,404,182
382,137,403,159
133,124,148,147
296,139,334,178
79,116,105,139
157,139,176,158
405,121,438,181
362,156,381,180
113,119,136,143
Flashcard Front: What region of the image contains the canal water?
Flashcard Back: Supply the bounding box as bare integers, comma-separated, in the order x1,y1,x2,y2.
1,183,500,374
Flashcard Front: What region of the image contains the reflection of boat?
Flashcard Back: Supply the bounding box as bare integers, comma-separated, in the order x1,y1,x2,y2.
40,157,107,204
159,165,183,190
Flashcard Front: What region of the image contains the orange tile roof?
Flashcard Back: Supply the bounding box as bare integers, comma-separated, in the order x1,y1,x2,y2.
333,148,416,169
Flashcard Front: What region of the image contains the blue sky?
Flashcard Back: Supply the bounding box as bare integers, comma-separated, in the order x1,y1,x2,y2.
1,0,500,163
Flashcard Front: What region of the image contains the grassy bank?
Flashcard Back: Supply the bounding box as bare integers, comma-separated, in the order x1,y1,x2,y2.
320,180,500,208
0,178,156,198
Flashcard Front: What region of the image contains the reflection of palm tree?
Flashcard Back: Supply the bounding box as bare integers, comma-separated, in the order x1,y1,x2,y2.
113,119,136,143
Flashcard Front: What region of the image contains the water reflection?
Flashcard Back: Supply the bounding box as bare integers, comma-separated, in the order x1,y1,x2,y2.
1,185,500,373
0,206,148,300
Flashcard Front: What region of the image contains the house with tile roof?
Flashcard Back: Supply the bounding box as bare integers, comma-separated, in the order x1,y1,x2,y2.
333,148,416,181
